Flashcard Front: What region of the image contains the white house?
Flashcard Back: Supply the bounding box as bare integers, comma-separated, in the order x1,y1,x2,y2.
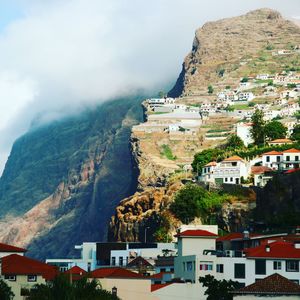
238,92,255,102
236,123,253,146
200,156,250,185
256,74,270,80
174,227,300,288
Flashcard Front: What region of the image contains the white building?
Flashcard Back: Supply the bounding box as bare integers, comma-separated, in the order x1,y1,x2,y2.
256,74,270,80
200,156,250,185
236,123,253,146
174,227,300,288
238,92,255,102
262,148,300,170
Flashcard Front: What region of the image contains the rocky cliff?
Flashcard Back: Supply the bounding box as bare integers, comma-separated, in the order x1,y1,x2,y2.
169,8,300,97
108,8,300,241
0,97,143,259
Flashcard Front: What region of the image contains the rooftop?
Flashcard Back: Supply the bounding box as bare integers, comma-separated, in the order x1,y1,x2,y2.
222,155,244,162
234,273,300,295
0,242,26,253
175,230,218,238
283,148,300,153
245,241,300,259
269,138,292,144
2,254,57,280
262,150,282,156
90,267,145,279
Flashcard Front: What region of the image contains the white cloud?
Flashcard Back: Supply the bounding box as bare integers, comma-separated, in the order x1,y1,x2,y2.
0,0,299,174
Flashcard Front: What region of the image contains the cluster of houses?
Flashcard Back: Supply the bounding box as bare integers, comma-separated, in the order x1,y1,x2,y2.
199,146,300,187
2,223,299,299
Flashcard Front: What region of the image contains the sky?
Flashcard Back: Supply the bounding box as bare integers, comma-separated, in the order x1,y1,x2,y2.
0,0,299,174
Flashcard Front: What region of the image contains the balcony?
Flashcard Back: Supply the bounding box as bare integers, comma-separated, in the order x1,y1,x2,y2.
203,249,245,258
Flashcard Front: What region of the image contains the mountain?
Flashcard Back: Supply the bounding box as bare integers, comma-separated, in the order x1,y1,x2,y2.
109,8,300,241
169,8,300,97
0,97,143,259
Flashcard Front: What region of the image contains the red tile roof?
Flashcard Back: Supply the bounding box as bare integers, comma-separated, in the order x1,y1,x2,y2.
65,266,87,275
175,230,217,238
149,272,173,279
235,273,300,295
262,150,282,156
2,254,57,280
283,148,300,153
217,232,261,242
251,166,272,174
90,267,145,279
223,155,244,162
151,283,173,292
285,168,300,174
245,241,300,259
0,243,26,253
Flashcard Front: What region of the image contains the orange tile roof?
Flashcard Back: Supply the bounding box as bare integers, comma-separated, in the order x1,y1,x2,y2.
269,138,292,144
235,273,300,295
0,243,26,253
90,267,145,279
251,166,273,174
263,150,282,155
204,161,217,167
175,230,217,238
2,254,58,280
283,148,300,153
223,155,243,162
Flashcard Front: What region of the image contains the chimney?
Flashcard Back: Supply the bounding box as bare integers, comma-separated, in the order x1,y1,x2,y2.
243,230,250,239
265,245,270,252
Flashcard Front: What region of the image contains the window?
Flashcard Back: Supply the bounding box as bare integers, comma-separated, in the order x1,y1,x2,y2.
286,260,299,272
216,264,224,273
111,257,116,266
230,177,233,182
277,156,281,162
255,259,266,275
183,262,186,271
119,257,123,266
225,178,228,182
27,275,37,282
59,266,68,272
232,162,237,166
4,275,16,281
234,263,245,279
200,262,213,271
186,261,193,271
160,268,166,272
266,156,270,162
296,156,299,161
286,156,290,162
273,261,282,270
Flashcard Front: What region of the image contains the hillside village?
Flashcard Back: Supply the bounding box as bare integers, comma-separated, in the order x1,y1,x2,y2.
1,8,300,300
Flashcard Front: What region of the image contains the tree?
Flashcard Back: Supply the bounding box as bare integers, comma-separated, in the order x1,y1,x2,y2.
208,85,214,94
291,124,300,142
199,275,239,300
27,274,119,300
250,109,265,145
226,135,245,149
0,279,14,300
240,77,248,83
264,121,287,140
192,148,224,173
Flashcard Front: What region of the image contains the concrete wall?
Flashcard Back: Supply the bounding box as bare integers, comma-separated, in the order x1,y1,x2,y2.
98,278,157,300
3,275,45,300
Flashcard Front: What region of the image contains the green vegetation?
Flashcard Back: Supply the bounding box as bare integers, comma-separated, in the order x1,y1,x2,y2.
225,85,231,90
291,124,300,142
218,69,225,77
208,85,214,94
160,144,177,160
266,44,275,51
225,105,234,112
250,109,266,145
158,91,165,98
232,103,252,110
27,275,119,300
199,275,239,300
264,120,287,140
240,77,248,83
192,148,225,173
154,212,173,243
170,184,229,223
226,135,245,149
0,279,14,300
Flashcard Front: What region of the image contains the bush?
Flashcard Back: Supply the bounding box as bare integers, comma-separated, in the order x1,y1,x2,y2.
208,85,214,94
170,184,228,223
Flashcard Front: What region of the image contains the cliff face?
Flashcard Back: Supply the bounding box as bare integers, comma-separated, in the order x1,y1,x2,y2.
255,171,300,228
169,8,300,97
0,97,143,259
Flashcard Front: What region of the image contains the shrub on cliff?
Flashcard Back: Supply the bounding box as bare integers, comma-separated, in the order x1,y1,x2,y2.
170,184,227,223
